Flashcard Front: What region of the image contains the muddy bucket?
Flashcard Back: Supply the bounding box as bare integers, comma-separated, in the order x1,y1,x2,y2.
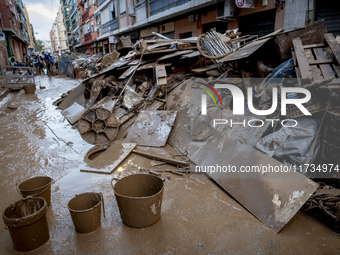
112,174,164,228
3,197,49,252
67,192,104,234
23,84,36,94
18,176,52,206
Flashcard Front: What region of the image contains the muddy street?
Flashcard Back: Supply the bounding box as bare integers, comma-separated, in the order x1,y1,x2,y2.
0,76,339,254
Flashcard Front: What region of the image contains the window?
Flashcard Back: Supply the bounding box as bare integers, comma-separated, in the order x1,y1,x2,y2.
110,1,116,19
119,0,126,15
101,6,110,24
87,21,91,33
91,20,94,32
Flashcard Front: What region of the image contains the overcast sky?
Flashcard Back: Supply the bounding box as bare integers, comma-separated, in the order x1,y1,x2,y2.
24,0,60,42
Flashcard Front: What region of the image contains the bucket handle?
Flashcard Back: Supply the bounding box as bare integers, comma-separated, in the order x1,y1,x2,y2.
15,180,52,197
15,182,21,195
99,192,105,218
111,177,120,190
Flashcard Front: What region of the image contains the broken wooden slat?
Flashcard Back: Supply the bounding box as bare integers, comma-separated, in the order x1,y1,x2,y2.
155,64,167,90
313,48,334,79
324,33,340,65
308,59,333,65
332,64,340,78
191,64,218,74
292,37,313,84
305,49,323,81
303,43,325,49
132,149,189,168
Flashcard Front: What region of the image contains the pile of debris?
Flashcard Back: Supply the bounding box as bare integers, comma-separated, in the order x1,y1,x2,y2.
54,19,340,234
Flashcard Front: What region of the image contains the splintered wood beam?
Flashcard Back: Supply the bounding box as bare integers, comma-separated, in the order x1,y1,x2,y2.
324,33,340,65
292,37,313,84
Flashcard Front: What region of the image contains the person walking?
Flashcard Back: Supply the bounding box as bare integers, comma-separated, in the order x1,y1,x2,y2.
9,56,16,74
39,55,45,75
43,51,50,74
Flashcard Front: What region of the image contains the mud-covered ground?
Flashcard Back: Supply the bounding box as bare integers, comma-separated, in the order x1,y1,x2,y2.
0,76,339,254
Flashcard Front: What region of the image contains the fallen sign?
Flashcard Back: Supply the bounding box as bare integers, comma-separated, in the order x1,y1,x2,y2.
81,143,136,174
190,109,319,233
124,110,177,147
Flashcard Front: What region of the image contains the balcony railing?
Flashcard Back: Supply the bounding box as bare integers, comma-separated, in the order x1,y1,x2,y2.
102,18,118,34
74,39,81,46
69,4,76,18
72,20,77,31
149,0,190,16
82,10,89,23
16,0,24,13
84,32,92,43
19,13,27,30
21,31,30,43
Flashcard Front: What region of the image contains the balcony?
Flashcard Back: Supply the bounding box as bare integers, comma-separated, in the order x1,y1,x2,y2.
19,13,28,30
72,20,78,31
15,0,24,13
69,4,76,17
102,18,118,34
149,0,190,16
82,10,89,23
74,39,81,46
84,32,92,43
21,31,30,44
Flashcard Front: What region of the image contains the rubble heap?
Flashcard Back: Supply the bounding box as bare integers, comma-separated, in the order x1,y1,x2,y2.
54,20,340,233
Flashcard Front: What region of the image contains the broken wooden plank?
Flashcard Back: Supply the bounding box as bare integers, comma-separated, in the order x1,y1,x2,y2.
324,33,340,65
304,49,323,81
313,48,334,79
155,64,167,91
292,37,313,84
303,43,325,49
191,64,218,74
308,59,333,65
132,145,189,168
275,20,328,60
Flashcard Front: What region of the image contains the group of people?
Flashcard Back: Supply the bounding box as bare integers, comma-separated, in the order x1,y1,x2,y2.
9,52,55,75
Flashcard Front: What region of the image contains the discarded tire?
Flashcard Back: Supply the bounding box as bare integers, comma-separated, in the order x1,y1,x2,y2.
68,192,103,234
3,197,49,252
113,174,164,228
18,176,52,206
78,107,119,145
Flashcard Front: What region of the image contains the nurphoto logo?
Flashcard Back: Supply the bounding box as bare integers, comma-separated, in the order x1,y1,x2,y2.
198,83,312,128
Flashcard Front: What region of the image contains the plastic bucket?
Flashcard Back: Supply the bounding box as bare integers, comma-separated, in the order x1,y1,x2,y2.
113,174,164,228
18,176,52,207
67,192,104,234
23,85,36,94
2,197,49,252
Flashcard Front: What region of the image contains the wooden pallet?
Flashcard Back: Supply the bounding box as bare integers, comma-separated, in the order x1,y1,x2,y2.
291,33,340,87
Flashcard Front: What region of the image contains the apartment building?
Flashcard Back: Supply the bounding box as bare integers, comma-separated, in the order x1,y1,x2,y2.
0,0,30,63
50,23,59,53
56,6,69,52
23,6,35,53
59,0,340,55
0,12,7,68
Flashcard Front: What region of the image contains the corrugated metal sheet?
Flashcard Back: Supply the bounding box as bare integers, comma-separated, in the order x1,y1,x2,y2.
315,1,340,37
